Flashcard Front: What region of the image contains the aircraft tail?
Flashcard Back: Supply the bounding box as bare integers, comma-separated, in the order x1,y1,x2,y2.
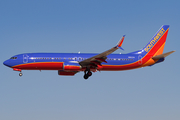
142,25,169,57
128,25,174,66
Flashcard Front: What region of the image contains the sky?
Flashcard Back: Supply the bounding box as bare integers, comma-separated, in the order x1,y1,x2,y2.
0,0,179,120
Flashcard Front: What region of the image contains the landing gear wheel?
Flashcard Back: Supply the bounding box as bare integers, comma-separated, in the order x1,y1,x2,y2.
83,68,93,80
19,73,23,76
84,74,89,79
87,71,92,76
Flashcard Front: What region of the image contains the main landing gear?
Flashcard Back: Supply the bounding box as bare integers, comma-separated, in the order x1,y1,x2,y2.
84,69,92,79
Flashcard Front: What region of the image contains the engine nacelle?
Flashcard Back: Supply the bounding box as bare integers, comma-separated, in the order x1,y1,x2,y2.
58,63,82,76
63,62,82,71
64,65,82,71
58,70,76,76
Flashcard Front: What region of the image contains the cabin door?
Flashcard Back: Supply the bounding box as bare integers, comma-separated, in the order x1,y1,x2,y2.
138,55,142,65
23,54,29,63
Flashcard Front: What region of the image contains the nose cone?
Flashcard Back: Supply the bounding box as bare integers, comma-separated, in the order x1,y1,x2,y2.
3,60,11,67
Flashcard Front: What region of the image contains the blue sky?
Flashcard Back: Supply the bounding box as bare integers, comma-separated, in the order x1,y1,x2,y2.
0,0,179,120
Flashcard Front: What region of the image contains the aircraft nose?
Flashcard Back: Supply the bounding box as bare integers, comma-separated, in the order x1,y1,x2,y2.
3,60,11,67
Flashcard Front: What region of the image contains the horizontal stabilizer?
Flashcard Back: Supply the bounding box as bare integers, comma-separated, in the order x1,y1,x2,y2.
152,51,175,60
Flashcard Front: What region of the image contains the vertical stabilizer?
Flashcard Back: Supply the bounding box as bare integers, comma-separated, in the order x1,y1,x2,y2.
142,25,169,56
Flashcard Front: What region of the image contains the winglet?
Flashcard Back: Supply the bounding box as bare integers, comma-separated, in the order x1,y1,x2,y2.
116,35,125,50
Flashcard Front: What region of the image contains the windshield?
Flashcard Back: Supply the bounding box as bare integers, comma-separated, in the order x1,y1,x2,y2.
10,57,17,59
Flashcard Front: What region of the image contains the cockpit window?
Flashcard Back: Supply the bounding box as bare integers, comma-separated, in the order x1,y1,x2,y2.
10,57,17,59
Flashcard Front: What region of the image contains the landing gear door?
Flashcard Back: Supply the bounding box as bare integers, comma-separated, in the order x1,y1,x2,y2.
23,54,29,63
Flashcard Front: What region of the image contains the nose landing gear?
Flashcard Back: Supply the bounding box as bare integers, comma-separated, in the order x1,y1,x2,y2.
13,68,23,77
19,72,23,76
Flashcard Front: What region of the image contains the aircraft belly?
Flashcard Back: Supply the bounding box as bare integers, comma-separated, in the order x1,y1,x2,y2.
100,63,140,71
13,62,64,70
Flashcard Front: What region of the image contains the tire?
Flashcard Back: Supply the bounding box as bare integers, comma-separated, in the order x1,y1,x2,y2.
83,74,89,79
19,73,23,76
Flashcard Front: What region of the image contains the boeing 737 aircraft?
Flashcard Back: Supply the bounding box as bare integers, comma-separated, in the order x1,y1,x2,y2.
3,25,175,79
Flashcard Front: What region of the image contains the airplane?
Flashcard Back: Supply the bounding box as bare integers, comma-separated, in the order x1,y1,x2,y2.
3,25,175,79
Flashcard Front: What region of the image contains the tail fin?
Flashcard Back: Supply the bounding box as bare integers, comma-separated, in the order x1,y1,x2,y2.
142,25,169,56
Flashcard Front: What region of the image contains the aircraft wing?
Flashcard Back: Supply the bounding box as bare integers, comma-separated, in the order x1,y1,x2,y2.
79,35,125,67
